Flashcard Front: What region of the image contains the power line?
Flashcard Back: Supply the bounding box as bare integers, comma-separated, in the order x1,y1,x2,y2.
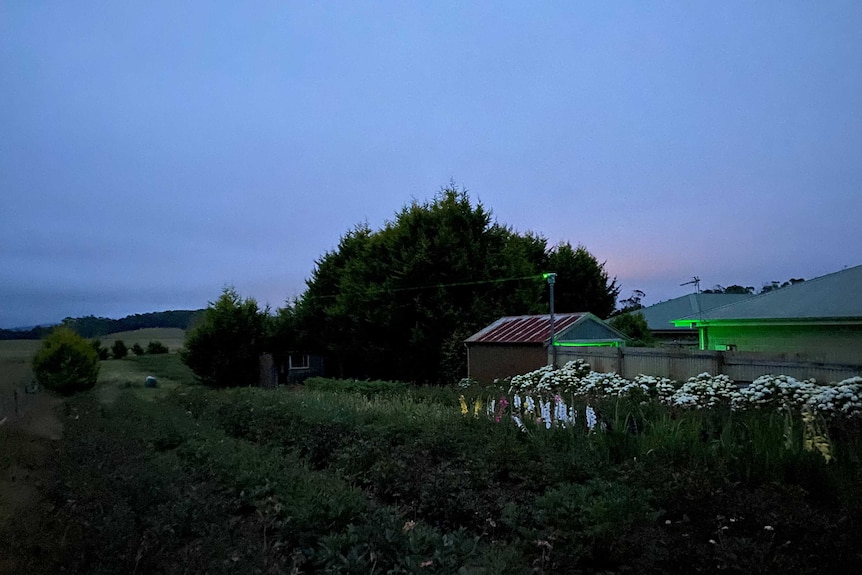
300,273,546,302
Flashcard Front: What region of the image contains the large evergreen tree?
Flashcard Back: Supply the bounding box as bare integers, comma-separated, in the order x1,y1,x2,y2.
292,186,618,383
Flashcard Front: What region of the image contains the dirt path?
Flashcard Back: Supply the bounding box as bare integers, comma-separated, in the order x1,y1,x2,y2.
0,392,64,574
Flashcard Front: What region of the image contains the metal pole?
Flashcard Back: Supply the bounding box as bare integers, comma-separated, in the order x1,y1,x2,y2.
545,273,557,367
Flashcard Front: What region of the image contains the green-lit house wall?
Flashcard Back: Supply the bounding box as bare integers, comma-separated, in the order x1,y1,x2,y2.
679,321,862,364
670,265,862,366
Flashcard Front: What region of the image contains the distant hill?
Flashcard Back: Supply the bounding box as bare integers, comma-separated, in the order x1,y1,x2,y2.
0,310,205,340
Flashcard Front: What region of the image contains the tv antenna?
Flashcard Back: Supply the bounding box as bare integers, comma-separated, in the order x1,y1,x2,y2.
681,276,701,293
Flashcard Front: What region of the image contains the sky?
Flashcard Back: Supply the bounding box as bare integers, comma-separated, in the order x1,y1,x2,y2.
2,1,861,328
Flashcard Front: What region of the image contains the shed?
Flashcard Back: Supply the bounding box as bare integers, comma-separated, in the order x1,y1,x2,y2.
465,313,627,383
672,264,862,364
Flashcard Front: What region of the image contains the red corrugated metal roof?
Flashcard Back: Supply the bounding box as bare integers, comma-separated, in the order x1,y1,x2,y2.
465,313,586,344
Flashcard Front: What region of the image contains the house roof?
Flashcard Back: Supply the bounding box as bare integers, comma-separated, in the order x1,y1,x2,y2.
674,264,862,324
632,293,754,331
465,313,587,344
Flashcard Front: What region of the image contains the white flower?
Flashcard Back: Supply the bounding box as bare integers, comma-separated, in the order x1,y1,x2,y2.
585,405,597,431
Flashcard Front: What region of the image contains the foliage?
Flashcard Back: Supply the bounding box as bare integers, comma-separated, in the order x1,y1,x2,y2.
31,327,99,395
130,342,145,356
615,289,645,314
293,185,618,383
304,376,409,397
181,287,267,387
146,340,169,354
609,312,655,346
545,242,619,317
111,339,128,359
91,339,110,360
11,372,862,574
760,278,805,294
703,284,756,294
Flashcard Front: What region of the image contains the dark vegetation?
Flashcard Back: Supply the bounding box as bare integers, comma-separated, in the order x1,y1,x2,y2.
702,278,806,295
182,288,267,387
609,312,655,347
182,187,621,386
91,338,110,360
31,327,99,395
288,188,619,383
111,339,128,359
146,340,170,355
12,362,862,573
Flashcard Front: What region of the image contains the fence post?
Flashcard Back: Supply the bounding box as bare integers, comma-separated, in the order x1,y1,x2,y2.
617,346,624,378
14,389,19,416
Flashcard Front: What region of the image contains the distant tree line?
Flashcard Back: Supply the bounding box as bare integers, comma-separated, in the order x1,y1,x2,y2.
702,278,804,295
0,309,205,340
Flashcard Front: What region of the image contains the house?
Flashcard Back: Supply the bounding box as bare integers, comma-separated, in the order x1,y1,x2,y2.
672,264,862,364
465,313,628,383
632,293,755,346
259,351,325,387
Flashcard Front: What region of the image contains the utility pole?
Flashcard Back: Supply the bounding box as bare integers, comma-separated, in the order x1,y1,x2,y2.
544,272,557,367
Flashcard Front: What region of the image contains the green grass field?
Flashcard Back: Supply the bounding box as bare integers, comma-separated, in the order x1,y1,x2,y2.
99,327,186,353
0,340,40,400
0,341,39,422
98,353,197,403
1,332,188,416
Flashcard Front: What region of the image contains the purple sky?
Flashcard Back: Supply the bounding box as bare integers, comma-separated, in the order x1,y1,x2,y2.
2,1,861,328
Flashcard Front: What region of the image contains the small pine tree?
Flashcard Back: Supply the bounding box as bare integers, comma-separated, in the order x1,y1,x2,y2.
112,339,128,359
182,287,266,387
33,327,100,395
131,343,145,356
146,341,169,354
91,339,110,361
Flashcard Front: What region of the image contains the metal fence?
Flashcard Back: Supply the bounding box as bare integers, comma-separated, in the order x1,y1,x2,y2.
553,346,862,383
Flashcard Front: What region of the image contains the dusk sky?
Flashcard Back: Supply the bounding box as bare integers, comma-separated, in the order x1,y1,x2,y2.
2,1,861,328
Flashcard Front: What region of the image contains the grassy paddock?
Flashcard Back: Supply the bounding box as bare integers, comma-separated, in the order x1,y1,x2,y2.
99,327,186,353
0,340,40,418
97,353,197,402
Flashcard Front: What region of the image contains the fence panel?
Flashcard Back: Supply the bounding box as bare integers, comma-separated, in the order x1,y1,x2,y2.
552,347,862,383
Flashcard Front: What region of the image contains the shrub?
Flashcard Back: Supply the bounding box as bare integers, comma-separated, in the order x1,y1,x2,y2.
32,327,100,395
131,343,145,356
112,340,128,360
304,377,408,397
181,287,267,387
91,339,110,361
146,340,169,355
609,312,655,347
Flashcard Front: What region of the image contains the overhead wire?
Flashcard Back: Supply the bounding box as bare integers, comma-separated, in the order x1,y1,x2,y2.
297,273,547,303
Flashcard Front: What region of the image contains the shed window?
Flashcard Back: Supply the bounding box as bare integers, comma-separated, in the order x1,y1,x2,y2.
289,353,309,369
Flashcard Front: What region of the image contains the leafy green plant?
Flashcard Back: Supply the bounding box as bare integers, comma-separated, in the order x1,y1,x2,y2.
532,479,658,567
32,327,100,395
